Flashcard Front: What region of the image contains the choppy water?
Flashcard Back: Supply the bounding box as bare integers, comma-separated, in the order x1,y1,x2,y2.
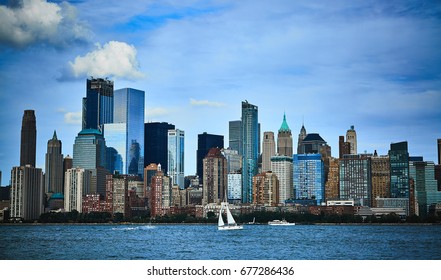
1,224,440,260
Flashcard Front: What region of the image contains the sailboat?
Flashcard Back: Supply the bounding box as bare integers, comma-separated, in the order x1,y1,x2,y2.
218,202,243,230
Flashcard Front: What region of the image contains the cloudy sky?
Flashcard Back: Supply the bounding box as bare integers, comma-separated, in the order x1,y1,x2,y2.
0,0,440,185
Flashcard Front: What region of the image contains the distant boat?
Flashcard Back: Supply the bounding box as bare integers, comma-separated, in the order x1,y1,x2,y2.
268,219,295,226
218,202,243,230
247,217,256,225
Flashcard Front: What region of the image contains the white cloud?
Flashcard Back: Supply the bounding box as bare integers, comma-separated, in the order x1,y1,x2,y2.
68,41,144,80
64,111,82,125
190,98,225,107
146,107,170,118
0,0,91,48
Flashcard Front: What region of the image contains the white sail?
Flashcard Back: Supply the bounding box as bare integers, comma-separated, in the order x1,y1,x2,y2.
225,204,236,225
218,205,225,227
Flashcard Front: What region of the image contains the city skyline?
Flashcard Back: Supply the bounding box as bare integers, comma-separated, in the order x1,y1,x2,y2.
1,0,441,186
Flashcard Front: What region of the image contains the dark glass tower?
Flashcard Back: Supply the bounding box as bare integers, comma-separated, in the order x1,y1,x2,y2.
241,101,259,203
144,122,175,175
197,132,224,183
44,131,64,194
20,110,37,167
82,78,114,131
229,120,242,155
389,141,410,213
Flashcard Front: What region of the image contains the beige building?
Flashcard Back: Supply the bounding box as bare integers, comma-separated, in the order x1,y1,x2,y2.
262,131,275,172
252,171,279,206
203,148,227,204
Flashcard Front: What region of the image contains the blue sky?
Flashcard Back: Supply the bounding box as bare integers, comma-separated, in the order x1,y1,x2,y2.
0,0,440,186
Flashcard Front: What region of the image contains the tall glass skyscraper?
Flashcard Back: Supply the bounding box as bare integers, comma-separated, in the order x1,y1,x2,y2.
73,129,107,195
293,154,324,205
229,120,242,155
144,122,175,174
389,141,410,214
105,88,145,178
168,129,185,189
339,154,372,206
82,78,114,131
241,101,259,203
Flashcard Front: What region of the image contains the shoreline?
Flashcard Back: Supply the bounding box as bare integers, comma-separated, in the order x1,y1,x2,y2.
1,222,439,226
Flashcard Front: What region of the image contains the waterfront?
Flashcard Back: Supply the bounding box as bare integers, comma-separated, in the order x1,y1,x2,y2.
1,224,441,260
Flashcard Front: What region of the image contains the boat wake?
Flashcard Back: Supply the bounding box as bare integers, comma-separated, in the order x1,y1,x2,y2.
112,225,156,231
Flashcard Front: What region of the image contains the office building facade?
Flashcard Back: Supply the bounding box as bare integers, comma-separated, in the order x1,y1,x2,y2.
241,101,259,203
346,125,357,155
277,113,293,157
339,154,372,207
229,120,242,155
82,78,114,130
271,155,293,204
262,132,275,172
293,154,324,205
144,122,175,174
168,129,185,189
197,132,224,184
44,131,64,194
64,168,91,212
20,110,37,167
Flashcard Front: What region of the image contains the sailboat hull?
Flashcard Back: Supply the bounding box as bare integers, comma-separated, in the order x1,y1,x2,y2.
218,224,244,230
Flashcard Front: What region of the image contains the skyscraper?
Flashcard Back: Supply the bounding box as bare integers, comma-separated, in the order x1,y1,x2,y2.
73,129,108,195
262,132,275,172
277,113,293,157
64,167,91,212
297,124,307,154
437,138,441,165
338,135,351,158
44,131,64,194
271,155,293,204
298,133,327,154
197,132,224,183
293,154,324,205
168,129,185,189
229,120,242,155
20,110,36,167
389,141,410,213
252,171,279,206
241,101,259,203
105,87,145,178
371,154,390,207
346,125,357,155
202,148,227,204
339,154,372,207
409,158,441,217
10,165,44,221
144,122,175,174
82,78,114,130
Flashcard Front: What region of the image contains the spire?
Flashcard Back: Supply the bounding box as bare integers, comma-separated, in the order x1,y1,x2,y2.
279,112,291,132
52,130,58,140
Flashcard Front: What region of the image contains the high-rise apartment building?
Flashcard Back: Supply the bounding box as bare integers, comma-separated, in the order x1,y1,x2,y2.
64,168,91,212
271,155,293,204
229,120,242,155
20,110,36,167
227,173,242,202
262,132,275,172
144,122,175,174
346,125,357,155
241,101,259,203
144,163,158,200
44,131,64,194
168,129,185,189
252,171,279,206
293,154,324,205
325,157,340,201
107,174,131,218
371,154,390,207
339,154,372,207
277,113,293,157
73,129,108,196
82,78,114,130
197,132,224,184
10,165,44,221
150,167,171,217
202,148,227,204
221,148,242,174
